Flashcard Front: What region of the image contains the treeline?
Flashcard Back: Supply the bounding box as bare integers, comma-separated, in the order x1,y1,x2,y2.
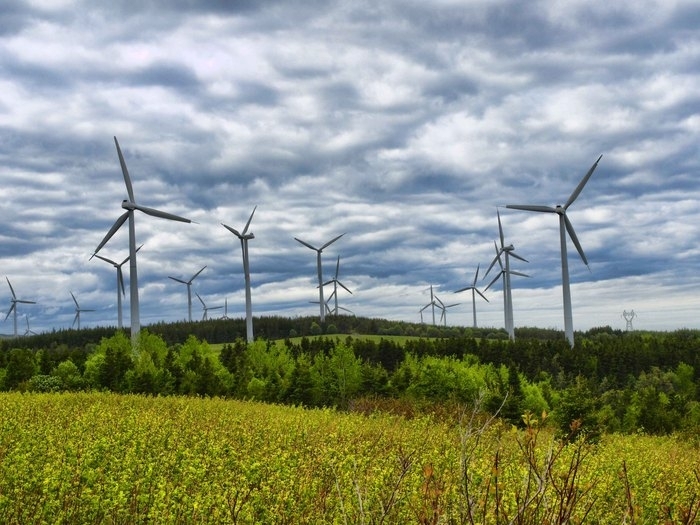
1,314,513,351
2,323,700,436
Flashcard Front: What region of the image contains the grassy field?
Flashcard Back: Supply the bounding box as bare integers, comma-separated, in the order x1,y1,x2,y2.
1,392,698,524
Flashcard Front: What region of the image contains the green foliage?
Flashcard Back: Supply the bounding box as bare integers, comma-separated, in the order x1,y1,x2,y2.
2,393,700,523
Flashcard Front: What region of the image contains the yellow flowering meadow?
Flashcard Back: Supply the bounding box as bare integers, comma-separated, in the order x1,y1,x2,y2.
0,392,698,524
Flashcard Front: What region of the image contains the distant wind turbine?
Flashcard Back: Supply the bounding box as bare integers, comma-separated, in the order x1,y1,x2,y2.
24,315,37,336
439,301,460,327
484,242,529,339
222,206,256,343
420,285,444,326
93,137,192,347
4,277,35,338
506,155,602,347
196,292,223,321
91,244,143,329
294,233,345,322
485,210,529,340
169,266,207,322
454,264,489,328
320,256,353,315
71,291,95,330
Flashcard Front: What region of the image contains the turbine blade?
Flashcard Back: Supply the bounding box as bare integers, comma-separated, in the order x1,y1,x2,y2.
190,266,207,282
337,281,353,294
294,237,318,251
506,204,557,213
133,204,191,223
195,292,205,307
454,285,472,293
472,263,480,287
114,137,135,203
70,291,79,308
484,272,502,292
6,277,16,299
94,211,129,255
564,215,589,266
334,256,340,279
4,303,16,321
475,289,490,302
92,254,117,266
508,270,530,278
321,233,345,250
509,251,529,263
117,267,126,295
17,300,36,305
242,206,257,235
497,209,505,248
565,154,602,210
169,276,187,284
73,312,79,328
222,223,243,238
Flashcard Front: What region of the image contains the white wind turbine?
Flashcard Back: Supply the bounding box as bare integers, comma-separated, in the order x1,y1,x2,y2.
454,264,489,328
93,137,192,347
420,285,444,326
71,292,95,330
222,206,256,343
91,244,142,329
169,266,207,322
439,300,460,327
506,155,602,347
484,242,529,339
485,210,529,340
294,233,345,322
195,292,223,321
321,256,353,315
24,315,38,336
4,277,35,338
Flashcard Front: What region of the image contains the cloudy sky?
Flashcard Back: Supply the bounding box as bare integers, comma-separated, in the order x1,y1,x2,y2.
1,0,699,336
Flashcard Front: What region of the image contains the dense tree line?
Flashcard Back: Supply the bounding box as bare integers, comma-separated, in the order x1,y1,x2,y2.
1,318,700,436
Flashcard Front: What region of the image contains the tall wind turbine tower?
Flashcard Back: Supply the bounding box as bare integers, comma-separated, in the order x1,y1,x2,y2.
169,266,207,322
294,233,345,322
222,206,256,343
454,264,489,328
4,277,35,338
93,137,192,347
506,155,602,348
91,245,142,329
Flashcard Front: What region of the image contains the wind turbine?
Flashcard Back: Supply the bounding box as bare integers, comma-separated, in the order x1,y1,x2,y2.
93,137,192,347
195,292,223,321
4,277,35,337
222,206,256,343
168,266,207,322
420,285,444,326
294,233,345,322
439,301,460,327
320,256,353,315
484,242,529,339
71,292,95,330
24,316,38,336
506,155,602,347
454,264,489,328
485,210,529,339
91,245,142,329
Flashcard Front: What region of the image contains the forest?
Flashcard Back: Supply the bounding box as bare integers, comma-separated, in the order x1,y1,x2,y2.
1,315,699,437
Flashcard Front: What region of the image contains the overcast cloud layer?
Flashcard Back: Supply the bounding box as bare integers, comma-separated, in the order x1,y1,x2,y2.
1,0,699,335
